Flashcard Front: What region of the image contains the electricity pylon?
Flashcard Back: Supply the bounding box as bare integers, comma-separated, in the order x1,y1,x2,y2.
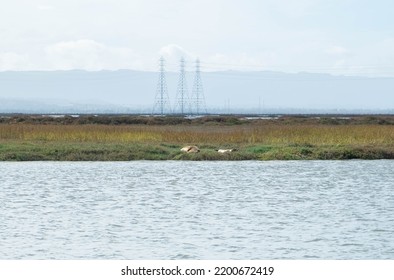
152,57,171,115
190,59,207,115
173,57,190,115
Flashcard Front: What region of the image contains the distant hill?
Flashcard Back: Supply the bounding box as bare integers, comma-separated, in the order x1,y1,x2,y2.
0,70,393,114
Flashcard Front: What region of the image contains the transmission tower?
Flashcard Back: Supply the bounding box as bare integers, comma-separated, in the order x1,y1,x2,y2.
191,59,207,115
152,57,171,115
173,57,190,115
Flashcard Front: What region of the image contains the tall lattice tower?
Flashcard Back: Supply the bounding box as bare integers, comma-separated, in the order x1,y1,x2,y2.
173,57,190,115
152,57,171,115
191,59,207,115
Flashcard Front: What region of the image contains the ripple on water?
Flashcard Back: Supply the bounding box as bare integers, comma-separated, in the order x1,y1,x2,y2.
0,160,394,259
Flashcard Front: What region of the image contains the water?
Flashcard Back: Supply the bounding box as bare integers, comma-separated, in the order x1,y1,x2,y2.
1,160,393,259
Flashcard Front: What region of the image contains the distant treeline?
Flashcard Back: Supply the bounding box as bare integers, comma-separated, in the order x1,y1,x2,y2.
0,114,394,126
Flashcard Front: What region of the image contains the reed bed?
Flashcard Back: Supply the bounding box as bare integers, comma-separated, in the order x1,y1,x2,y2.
1,123,393,160
1,124,393,146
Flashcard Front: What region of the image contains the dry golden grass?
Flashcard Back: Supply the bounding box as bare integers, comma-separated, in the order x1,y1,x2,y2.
1,124,393,146
1,122,394,160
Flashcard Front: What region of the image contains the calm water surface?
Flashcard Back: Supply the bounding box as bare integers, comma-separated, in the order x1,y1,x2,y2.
1,160,393,259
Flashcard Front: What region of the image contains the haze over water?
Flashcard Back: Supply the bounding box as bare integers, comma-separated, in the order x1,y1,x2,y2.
1,160,393,259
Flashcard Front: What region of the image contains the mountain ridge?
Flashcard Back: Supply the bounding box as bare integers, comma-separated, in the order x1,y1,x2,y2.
1,70,393,113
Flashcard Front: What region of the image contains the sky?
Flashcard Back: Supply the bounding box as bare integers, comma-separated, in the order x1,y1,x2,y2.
1,0,394,76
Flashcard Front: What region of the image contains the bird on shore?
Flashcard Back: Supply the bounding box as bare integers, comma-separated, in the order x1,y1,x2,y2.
180,146,200,153
216,148,237,153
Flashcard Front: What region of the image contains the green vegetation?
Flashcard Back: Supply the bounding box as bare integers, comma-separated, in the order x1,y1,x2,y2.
0,115,393,161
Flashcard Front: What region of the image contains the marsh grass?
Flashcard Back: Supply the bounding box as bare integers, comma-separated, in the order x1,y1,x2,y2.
1,123,393,160
1,124,393,144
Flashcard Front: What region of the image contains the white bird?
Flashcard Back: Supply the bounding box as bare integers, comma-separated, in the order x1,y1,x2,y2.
217,148,237,153
180,146,200,153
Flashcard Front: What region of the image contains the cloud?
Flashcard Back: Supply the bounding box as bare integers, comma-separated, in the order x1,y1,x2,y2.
157,45,270,72
204,52,276,72
45,40,140,70
0,52,31,71
347,38,394,77
158,44,195,70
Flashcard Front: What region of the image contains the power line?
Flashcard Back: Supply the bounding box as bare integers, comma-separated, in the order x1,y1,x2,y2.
152,57,171,115
173,57,190,115
190,59,207,115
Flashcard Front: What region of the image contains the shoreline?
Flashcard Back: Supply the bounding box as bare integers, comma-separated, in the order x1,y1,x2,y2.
1,142,393,161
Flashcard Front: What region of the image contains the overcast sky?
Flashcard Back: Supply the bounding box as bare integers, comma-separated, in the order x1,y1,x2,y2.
1,0,394,76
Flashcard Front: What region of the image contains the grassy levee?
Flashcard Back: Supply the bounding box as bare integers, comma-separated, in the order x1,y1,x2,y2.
1,119,393,160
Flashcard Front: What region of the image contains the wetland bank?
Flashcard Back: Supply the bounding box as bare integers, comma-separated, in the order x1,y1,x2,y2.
0,114,393,161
